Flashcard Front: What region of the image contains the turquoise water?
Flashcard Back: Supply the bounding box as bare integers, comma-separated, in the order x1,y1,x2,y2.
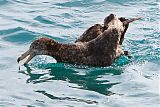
0,0,159,107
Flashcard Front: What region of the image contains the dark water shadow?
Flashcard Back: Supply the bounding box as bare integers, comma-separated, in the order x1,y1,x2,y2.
35,90,98,105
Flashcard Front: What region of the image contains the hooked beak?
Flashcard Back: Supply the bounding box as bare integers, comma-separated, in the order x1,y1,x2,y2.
17,50,35,65
123,17,142,25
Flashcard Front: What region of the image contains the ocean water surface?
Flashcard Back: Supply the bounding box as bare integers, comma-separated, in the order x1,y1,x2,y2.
0,0,159,107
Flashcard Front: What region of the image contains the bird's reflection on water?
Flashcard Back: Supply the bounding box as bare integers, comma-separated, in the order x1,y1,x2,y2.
19,63,123,103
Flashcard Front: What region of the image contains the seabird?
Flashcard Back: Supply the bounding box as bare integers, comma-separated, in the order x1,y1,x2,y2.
17,14,141,67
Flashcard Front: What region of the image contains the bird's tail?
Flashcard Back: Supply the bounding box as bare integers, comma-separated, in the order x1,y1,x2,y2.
123,17,142,25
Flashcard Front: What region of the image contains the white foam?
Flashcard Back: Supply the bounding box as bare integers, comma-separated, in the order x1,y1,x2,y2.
40,55,57,63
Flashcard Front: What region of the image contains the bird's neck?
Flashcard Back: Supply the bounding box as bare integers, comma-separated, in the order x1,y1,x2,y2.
45,41,86,63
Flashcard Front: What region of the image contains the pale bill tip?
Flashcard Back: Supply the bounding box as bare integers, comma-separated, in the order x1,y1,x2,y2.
18,55,31,66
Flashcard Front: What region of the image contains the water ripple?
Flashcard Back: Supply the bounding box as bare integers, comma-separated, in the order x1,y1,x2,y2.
0,0,159,107
34,16,56,25
1,27,39,44
0,0,8,6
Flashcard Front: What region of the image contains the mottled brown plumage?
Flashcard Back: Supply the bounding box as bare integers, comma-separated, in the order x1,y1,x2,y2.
17,14,141,67
75,24,104,43
75,15,129,45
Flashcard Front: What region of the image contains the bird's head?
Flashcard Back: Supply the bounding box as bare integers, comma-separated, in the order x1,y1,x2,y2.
17,38,57,65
